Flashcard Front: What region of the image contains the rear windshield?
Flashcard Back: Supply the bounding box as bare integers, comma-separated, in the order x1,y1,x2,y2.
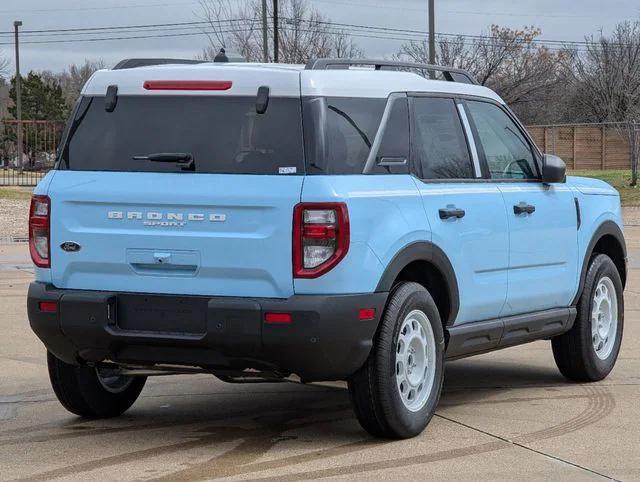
58,95,304,175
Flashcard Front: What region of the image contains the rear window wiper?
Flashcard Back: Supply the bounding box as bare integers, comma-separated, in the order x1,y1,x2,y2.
133,152,192,163
133,152,195,171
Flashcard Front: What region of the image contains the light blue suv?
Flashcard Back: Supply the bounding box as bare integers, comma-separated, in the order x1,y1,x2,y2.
27,58,626,439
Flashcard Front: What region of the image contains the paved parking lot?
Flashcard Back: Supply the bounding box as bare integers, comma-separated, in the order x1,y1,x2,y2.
1,236,639,481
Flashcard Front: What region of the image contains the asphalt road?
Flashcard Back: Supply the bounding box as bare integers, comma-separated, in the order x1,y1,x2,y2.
1,235,639,481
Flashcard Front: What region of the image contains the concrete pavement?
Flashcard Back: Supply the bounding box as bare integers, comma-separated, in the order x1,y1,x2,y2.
1,239,639,481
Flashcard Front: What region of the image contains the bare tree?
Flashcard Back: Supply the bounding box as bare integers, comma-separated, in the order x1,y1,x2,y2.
197,0,362,63
196,0,263,61
332,31,363,59
0,52,9,118
40,59,106,107
570,22,640,184
396,26,570,124
0,78,9,119
0,51,9,79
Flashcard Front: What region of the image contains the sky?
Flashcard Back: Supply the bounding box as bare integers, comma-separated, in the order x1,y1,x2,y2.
1,0,639,74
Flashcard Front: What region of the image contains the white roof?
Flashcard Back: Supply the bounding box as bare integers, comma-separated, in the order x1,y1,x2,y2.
300,70,503,102
83,62,503,103
83,63,303,97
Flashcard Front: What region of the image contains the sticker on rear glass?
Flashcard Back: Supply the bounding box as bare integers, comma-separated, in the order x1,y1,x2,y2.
279,166,297,174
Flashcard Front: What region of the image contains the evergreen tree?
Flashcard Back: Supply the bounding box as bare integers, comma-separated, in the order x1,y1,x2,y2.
9,71,68,121
2,72,68,167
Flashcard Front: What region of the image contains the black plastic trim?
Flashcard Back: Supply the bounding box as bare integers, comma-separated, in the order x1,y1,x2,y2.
113,58,204,70
375,241,459,326
513,203,536,215
572,220,627,305
439,207,466,219
28,283,388,382
305,58,478,84
104,85,118,112
446,307,577,359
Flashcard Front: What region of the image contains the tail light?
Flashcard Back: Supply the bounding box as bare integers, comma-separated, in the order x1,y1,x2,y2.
38,301,58,313
264,312,293,324
293,202,349,278
143,80,233,91
29,195,50,268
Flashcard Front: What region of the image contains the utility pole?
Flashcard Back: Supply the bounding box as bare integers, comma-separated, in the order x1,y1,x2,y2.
261,0,269,62
632,121,638,187
14,20,23,171
428,0,435,66
273,0,279,63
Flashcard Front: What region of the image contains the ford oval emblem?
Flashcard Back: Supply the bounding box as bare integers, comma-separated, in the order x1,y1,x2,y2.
60,241,81,253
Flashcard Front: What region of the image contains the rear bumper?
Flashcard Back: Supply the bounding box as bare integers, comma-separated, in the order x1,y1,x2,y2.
27,282,387,382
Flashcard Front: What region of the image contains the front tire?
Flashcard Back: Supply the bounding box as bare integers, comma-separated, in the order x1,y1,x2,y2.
47,352,146,418
348,282,445,439
552,254,624,381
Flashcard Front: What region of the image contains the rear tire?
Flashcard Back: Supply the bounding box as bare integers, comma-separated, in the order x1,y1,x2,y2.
348,282,445,439
552,254,624,381
47,352,146,418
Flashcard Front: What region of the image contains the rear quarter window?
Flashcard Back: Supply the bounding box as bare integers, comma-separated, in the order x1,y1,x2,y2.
302,96,410,175
303,97,385,175
58,95,305,175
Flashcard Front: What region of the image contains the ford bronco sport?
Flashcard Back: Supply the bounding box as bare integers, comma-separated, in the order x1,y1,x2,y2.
27,58,626,439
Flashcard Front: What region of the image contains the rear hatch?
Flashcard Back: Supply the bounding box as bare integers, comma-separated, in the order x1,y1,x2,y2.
47,66,304,298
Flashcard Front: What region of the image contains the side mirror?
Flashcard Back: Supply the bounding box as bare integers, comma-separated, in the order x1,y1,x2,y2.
542,154,566,184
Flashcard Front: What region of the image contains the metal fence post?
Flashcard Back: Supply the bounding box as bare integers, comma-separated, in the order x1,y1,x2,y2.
14,21,23,172
601,125,606,170
572,126,578,170
632,121,638,186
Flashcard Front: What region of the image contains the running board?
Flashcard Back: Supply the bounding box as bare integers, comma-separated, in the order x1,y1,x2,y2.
445,307,577,360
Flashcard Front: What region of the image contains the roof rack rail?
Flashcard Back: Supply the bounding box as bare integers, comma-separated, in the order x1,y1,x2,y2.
305,58,478,85
113,58,205,70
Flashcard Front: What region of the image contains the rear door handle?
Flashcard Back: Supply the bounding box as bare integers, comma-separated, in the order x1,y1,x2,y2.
439,207,466,220
513,203,536,215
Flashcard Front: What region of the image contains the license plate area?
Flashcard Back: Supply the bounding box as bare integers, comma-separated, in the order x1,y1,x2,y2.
117,294,208,335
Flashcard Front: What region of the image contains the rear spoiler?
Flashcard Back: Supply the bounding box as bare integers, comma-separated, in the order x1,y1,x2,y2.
113,58,205,70
113,52,247,70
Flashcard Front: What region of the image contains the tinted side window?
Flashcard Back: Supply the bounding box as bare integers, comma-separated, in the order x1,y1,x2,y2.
466,101,538,180
303,97,385,174
412,97,474,179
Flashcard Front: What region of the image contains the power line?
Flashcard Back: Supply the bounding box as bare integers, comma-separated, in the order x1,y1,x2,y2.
7,21,254,40
0,27,252,47
0,19,234,36
442,9,603,19
0,1,199,14
310,0,621,19
292,25,587,52
0,17,607,48
2,0,611,20
296,19,599,47
0,17,603,52
0,25,421,47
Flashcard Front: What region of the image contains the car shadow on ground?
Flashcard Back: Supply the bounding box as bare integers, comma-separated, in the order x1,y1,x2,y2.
9,356,570,442
443,356,567,391
3,355,576,481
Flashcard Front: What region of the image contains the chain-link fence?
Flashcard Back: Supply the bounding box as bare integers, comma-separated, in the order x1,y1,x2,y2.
527,122,638,171
0,119,65,186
